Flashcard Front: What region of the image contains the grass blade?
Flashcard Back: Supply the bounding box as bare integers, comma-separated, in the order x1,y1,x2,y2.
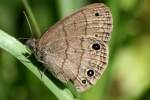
0,30,76,100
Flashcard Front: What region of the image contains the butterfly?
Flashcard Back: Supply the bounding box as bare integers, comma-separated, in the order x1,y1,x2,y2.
27,3,113,92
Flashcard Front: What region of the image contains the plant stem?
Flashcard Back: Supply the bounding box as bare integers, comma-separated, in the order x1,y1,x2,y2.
0,30,76,100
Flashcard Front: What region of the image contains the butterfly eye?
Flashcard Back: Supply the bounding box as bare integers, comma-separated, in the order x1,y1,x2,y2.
87,69,95,77
95,12,100,16
81,79,87,84
92,43,100,50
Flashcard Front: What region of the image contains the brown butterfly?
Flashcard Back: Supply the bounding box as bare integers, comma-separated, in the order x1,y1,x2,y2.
27,3,113,92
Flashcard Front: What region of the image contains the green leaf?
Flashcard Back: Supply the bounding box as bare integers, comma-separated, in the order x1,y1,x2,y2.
0,30,76,100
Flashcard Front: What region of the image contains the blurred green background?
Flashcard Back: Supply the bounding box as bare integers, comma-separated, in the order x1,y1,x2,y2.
0,0,150,100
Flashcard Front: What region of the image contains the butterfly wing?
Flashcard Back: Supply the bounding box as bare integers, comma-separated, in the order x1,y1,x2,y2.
37,3,113,92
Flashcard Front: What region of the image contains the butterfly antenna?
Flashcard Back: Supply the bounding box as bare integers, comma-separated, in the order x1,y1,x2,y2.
23,11,33,34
